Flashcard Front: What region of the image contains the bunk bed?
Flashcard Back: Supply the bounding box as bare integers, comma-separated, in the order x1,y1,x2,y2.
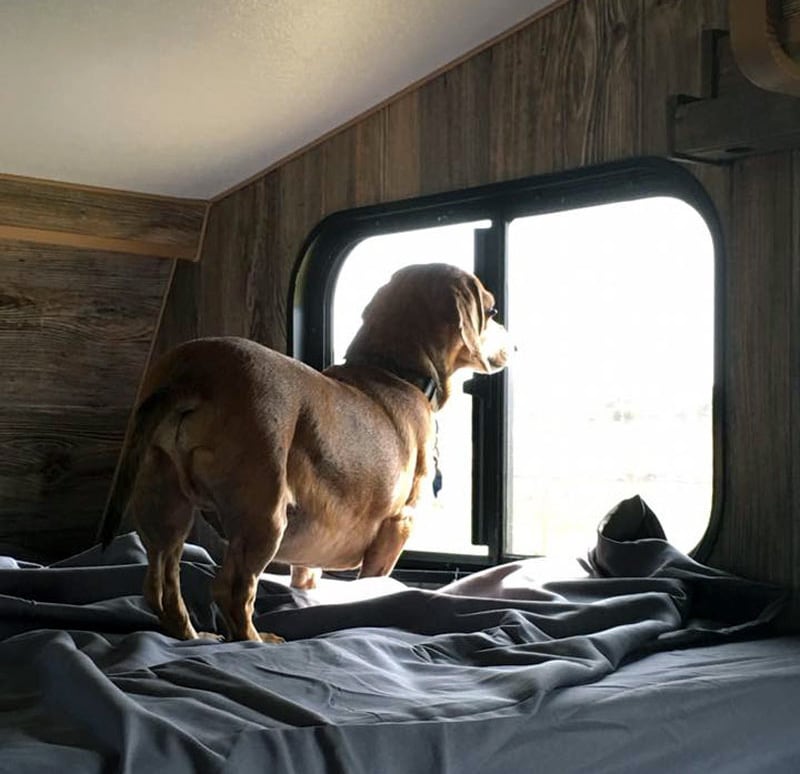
1,497,798,773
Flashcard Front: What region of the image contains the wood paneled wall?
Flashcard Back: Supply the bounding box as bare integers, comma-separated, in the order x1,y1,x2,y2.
712,150,800,623
0,175,207,260
0,176,207,560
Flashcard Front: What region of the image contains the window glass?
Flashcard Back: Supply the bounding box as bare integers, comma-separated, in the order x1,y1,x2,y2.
507,197,714,556
332,221,489,555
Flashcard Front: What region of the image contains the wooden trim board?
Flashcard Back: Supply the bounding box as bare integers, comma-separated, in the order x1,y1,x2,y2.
0,174,208,261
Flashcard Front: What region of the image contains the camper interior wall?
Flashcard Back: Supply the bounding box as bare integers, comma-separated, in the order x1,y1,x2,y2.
0,176,206,558
0,0,797,625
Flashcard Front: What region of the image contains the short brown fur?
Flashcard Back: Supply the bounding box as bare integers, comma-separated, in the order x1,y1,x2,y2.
98,263,509,642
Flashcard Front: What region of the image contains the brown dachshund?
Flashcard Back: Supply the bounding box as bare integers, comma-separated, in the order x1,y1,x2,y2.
98,263,510,643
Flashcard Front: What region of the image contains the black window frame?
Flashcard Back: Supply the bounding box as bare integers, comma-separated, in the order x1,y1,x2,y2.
288,157,725,582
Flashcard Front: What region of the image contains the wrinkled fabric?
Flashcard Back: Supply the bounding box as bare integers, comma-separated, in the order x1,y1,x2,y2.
0,497,792,773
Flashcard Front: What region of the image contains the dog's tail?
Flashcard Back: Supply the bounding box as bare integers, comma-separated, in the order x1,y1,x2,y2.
96,387,175,548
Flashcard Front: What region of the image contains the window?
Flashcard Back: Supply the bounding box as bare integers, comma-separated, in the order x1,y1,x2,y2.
506,198,714,556
291,159,721,571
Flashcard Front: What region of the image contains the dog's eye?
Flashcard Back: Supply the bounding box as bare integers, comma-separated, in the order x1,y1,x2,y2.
486,307,498,319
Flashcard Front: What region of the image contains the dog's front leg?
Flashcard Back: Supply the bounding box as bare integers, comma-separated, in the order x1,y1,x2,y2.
290,566,322,590
359,508,414,578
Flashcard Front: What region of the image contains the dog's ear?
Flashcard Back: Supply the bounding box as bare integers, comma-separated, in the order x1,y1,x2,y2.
454,275,490,372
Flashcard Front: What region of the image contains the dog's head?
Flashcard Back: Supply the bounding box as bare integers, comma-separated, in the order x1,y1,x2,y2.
345,263,510,407
447,267,510,375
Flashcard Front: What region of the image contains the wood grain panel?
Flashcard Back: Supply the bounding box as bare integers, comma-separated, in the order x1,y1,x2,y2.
687,163,732,236
0,174,207,260
385,0,641,195
268,152,327,352
641,0,728,155
0,406,129,560
488,9,561,179
155,166,295,356
321,111,385,213
153,258,200,356
0,239,172,559
383,92,421,202
418,49,492,194
561,0,641,165
352,112,386,206
244,173,284,347
708,154,795,590
198,192,250,340
0,242,170,407
488,0,640,179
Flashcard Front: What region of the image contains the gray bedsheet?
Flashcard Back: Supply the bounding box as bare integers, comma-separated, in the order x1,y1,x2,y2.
0,496,791,773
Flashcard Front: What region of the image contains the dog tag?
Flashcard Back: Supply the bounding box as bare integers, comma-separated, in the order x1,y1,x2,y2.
432,418,443,497
432,465,443,497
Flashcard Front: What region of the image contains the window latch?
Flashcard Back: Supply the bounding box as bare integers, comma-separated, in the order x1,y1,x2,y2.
462,374,492,404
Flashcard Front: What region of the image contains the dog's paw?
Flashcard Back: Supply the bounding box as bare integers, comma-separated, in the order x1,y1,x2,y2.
197,631,225,642
259,632,285,644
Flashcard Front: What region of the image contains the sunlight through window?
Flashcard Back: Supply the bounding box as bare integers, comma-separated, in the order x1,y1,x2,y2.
507,197,714,555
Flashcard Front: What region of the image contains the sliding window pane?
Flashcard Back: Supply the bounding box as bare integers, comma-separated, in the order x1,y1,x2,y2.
507,197,714,556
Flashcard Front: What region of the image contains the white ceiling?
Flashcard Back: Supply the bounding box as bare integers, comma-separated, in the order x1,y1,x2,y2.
0,0,554,199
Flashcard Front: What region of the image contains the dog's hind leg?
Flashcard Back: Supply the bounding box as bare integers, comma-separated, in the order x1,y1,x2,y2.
132,447,199,640
211,464,288,643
